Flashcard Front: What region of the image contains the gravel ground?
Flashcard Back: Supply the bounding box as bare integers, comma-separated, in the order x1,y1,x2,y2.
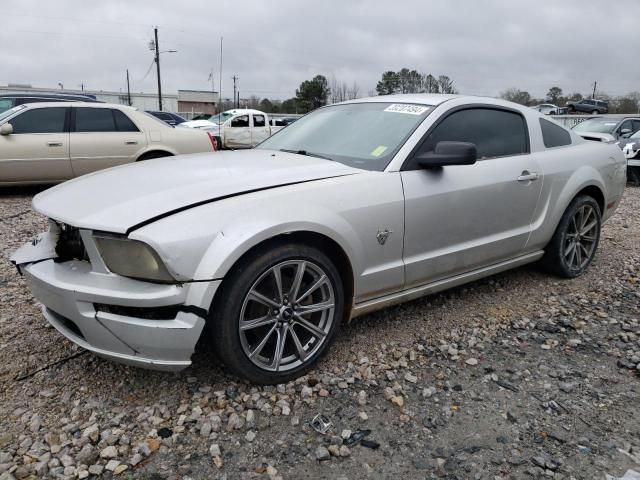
0,185,639,480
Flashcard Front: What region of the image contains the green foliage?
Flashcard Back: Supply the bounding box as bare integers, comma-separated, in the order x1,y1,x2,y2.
422,74,439,93
295,75,330,113
500,88,532,105
376,71,400,95
281,98,298,113
375,69,457,95
546,86,563,103
259,98,274,113
437,75,457,94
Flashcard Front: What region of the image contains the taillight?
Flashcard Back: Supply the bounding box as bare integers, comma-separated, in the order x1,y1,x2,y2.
207,133,218,151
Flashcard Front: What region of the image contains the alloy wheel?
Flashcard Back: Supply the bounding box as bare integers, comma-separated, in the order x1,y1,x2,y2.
564,204,598,270
238,260,336,372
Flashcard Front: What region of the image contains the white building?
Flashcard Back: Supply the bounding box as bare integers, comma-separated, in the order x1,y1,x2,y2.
0,84,217,114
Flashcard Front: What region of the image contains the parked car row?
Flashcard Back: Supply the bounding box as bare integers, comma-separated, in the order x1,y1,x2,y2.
531,104,568,115
531,98,609,116
0,92,100,113
0,102,216,185
571,116,640,142
567,98,609,114
179,109,298,149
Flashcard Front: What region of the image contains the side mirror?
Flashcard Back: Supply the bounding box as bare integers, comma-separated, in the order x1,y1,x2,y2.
416,141,477,168
0,123,13,136
620,128,632,137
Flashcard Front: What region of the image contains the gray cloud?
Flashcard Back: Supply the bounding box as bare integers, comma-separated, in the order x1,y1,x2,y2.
1,0,637,101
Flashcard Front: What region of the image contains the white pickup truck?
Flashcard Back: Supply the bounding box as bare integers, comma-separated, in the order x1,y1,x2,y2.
180,109,288,149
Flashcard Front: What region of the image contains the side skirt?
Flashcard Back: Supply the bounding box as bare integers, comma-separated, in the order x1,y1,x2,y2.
350,250,544,319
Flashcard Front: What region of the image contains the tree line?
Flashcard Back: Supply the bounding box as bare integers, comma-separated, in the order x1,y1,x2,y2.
228,73,639,116
228,68,457,114
500,87,640,114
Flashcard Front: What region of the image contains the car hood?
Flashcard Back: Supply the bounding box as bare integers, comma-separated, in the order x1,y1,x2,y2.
33,150,362,234
179,120,217,129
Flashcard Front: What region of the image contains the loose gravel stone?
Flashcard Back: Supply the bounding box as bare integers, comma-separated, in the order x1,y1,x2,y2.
1,187,639,479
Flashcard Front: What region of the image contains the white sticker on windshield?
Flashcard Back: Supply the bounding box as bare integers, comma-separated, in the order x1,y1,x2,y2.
384,104,429,115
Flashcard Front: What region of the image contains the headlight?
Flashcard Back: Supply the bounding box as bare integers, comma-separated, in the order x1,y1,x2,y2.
94,235,175,283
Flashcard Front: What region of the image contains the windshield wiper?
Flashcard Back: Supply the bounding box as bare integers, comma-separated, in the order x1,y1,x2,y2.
279,149,334,161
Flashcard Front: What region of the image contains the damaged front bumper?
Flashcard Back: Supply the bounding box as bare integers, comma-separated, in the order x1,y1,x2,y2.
12,233,220,371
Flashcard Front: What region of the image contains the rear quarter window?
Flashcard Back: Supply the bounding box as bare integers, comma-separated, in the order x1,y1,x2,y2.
540,119,572,148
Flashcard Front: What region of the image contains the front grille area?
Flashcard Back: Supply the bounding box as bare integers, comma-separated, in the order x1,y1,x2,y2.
47,308,86,340
54,224,88,262
94,303,181,320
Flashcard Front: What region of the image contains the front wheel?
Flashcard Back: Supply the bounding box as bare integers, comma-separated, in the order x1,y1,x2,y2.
542,195,601,278
591,110,599,115
210,243,344,384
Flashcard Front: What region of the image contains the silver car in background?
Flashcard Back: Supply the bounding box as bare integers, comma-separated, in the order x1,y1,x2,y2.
12,94,627,384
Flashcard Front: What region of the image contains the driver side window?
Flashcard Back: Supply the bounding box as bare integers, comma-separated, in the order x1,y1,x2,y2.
618,120,633,134
231,115,249,128
416,108,529,160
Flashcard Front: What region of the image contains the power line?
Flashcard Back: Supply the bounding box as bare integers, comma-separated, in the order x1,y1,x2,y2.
139,58,156,82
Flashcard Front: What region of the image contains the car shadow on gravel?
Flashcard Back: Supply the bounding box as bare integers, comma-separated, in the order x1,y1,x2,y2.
0,185,50,197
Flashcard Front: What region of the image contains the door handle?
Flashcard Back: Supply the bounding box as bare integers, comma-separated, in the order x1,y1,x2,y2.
517,171,539,182
125,140,138,145
47,142,63,147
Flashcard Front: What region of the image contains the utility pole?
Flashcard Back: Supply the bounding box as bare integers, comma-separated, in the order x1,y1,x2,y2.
126,69,132,106
592,81,597,99
232,75,238,109
154,27,162,111
218,37,223,113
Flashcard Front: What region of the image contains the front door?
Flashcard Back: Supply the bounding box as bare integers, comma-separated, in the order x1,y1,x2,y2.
224,115,251,148
0,106,72,183
401,106,543,288
251,114,270,146
70,107,145,177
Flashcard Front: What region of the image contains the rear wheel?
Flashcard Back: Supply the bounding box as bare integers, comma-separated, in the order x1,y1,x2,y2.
591,110,599,115
137,151,172,161
542,195,601,278
210,243,344,384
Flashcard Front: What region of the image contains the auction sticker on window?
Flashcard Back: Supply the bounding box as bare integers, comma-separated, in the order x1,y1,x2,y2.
384,104,429,115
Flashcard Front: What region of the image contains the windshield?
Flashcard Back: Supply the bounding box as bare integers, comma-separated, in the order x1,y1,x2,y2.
573,118,618,133
0,105,26,123
208,112,234,123
0,98,14,113
257,102,433,171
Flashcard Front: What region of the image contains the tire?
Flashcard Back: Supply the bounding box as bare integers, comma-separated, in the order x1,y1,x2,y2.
137,151,172,161
542,195,601,278
568,106,576,113
210,243,345,384
591,110,599,115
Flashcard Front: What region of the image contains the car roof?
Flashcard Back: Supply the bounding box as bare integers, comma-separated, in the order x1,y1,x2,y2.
340,93,551,111
223,108,265,115
19,102,137,110
586,116,639,121
0,93,96,99
344,93,460,106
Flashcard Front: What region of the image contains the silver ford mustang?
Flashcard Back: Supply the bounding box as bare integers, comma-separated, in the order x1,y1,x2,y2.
11,94,626,384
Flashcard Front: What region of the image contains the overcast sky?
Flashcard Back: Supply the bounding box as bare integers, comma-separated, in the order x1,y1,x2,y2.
1,0,638,101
